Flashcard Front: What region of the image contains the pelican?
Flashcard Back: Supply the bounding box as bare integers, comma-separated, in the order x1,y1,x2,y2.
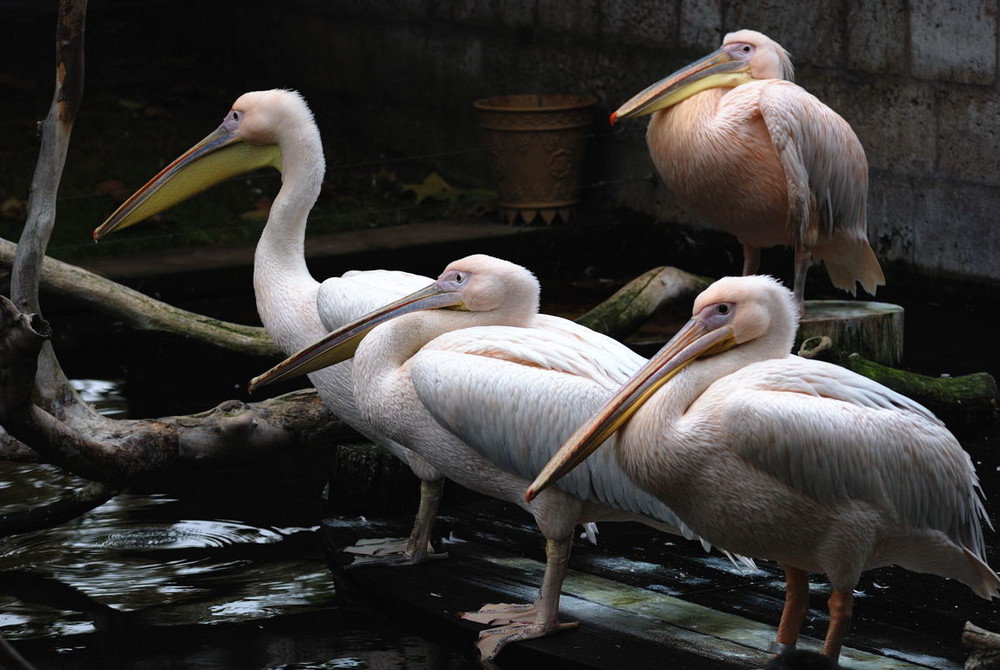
528,275,999,662
613,30,885,306
93,90,446,566
250,254,749,660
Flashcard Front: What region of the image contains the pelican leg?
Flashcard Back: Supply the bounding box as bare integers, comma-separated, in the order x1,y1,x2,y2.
821,588,853,661
466,537,578,661
791,241,811,311
345,478,447,567
742,244,762,275
406,476,447,560
774,566,810,652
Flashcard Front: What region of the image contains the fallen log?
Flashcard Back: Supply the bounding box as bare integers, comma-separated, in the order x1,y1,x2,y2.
799,337,998,434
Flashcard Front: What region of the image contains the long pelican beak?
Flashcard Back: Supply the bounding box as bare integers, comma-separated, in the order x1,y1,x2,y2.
525,315,736,502
247,282,468,392
92,125,282,240
610,47,753,124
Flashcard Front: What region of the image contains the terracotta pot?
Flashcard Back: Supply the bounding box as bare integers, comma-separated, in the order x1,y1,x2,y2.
474,94,597,224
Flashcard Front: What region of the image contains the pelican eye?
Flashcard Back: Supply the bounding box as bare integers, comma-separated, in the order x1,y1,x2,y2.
230,111,241,122
454,272,466,284
716,303,731,315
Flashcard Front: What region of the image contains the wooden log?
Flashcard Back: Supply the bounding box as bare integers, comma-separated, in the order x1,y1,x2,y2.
835,352,998,435
798,300,904,367
575,266,712,341
963,621,1000,670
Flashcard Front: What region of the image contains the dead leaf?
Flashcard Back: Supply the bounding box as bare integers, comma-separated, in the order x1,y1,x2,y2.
95,179,130,202
144,105,170,118
0,72,36,91
403,172,461,204
239,197,272,222
118,98,145,111
0,196,27,220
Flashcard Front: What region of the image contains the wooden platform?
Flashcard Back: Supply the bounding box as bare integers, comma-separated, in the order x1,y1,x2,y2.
322,498,986,669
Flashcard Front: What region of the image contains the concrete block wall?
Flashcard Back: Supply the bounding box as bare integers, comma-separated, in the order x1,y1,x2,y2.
219,0,999,285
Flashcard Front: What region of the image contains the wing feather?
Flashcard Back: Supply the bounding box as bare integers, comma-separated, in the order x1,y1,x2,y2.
758,81,868,245
710,357,989,558
410,344,693,535
316,269,431,330
424,314,645,388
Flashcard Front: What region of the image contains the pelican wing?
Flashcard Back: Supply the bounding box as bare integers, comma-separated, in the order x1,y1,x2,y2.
410,325,692,532
316,270,432,330
716,357,989,557
758,81,867,245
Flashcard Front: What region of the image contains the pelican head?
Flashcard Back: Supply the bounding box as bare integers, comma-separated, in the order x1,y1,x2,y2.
248,255,540,391
526,274,797,501
610,29,794,124
93,89,320,240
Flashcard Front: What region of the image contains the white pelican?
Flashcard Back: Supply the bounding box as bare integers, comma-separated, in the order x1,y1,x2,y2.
528,275,999,662
93,90,445,566
250,254,748,660
613,30,885,307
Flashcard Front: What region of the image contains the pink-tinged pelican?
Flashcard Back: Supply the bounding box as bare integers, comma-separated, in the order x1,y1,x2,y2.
528,275,999,662
613,30,885,307
93,90,445,566
249,254,750,660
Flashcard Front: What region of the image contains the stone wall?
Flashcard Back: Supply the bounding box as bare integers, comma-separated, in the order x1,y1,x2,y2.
220,0,999,285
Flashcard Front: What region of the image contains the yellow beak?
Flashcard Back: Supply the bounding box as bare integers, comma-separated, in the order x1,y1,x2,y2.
247,282,467,392
525,315,736,501
92,124,281,240
610,47,753,124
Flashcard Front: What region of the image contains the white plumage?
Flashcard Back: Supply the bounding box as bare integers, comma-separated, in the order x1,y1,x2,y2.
530,274,998,661
250,254,742,660
95,89,444,564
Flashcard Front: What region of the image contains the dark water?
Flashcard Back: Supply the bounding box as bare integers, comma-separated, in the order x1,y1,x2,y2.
4,259,999,669
0,380,478,669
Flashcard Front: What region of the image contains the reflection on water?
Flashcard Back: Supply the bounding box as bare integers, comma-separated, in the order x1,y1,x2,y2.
0,380,476,669
0,461,332,637
69,378,128,419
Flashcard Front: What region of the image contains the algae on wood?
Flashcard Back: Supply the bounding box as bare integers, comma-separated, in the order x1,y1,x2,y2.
838,353,998,434
575,266,711,341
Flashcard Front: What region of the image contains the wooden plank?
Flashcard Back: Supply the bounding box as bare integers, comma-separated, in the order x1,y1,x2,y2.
474,552,942,670
323,504,967,669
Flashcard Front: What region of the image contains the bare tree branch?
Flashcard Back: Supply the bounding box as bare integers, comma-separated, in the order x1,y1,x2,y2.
10,0,88,412
10,0,86,314
1,293,351,484
2,236,709,361
0,237,278,358
0,635,35,670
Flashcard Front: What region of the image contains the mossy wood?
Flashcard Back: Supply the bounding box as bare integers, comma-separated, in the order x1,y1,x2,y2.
838,353,997,434
574,266,712,341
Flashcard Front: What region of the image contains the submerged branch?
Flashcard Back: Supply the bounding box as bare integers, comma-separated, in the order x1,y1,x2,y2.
0,481,119,537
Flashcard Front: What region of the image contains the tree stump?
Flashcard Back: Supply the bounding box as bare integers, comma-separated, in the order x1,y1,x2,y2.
797,301,904,367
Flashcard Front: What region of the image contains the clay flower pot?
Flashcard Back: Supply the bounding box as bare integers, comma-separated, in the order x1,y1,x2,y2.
474,93,597,224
